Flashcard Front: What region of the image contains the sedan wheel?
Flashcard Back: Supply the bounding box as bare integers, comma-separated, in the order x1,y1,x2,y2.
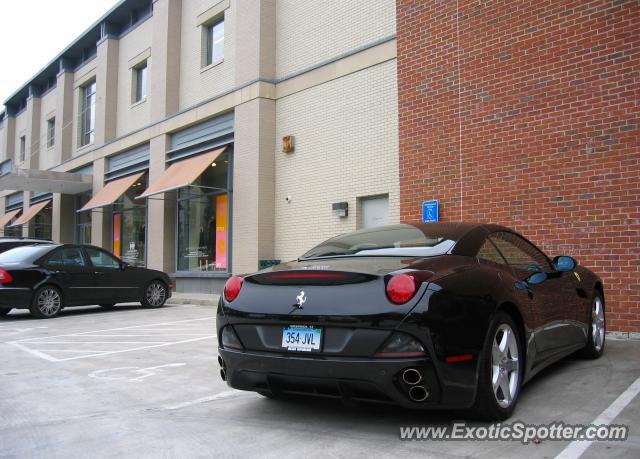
142,281,167,308
471,312,522,420
30,286,63,319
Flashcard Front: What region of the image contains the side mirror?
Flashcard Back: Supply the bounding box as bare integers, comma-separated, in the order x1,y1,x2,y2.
120,261,129,271
553,256,576,272
514,272,548,289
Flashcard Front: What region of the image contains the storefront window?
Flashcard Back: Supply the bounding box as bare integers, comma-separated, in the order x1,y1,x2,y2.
3,218,21,237
30,205,52,240
75,193,92,244
112,174,147,267
177,150,230,272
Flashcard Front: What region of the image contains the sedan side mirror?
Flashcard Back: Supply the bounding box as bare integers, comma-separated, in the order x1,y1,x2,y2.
553,256,577,272
120,261,129,271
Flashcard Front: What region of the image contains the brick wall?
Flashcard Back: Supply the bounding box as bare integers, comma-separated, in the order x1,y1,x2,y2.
397,0,639,332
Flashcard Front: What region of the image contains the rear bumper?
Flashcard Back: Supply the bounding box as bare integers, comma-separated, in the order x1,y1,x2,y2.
0,288,32,308
219,347,475,410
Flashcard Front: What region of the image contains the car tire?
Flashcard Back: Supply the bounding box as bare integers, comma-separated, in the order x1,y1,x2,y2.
29,285,63,319
470,311,523,421
0,307,12,317
141,280,168,308
578,293,605,359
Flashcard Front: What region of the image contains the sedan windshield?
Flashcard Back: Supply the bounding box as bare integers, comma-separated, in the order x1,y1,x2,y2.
0,245,55,264
300,224,456,259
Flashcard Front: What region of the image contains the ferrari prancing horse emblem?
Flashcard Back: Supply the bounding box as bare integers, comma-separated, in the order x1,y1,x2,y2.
294,290,307,309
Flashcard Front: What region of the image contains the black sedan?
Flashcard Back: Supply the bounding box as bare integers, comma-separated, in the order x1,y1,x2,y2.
217,222,605,420
0,244,172,319
0,237,52,253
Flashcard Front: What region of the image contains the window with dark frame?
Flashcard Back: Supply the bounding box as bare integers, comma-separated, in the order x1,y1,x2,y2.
47,118,55,148
80,80,96,147
133,62,148,103
205,18,224,66
19,136,26,162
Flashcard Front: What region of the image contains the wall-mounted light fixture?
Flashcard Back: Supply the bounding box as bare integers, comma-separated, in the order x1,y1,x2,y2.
332,202,348,218
282,135,294,153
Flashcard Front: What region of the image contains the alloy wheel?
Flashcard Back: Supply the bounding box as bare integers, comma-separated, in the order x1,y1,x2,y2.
592,297,605,352
146,282,166,307
491,323,520,409
38,288,62,317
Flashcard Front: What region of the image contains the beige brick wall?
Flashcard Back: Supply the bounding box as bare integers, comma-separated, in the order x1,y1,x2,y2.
38,90,57,170
275,0,396,79
178,0,236,110
274,59,399,261
116,19,152,138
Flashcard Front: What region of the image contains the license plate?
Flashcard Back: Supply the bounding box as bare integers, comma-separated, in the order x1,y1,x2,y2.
281,325,321,352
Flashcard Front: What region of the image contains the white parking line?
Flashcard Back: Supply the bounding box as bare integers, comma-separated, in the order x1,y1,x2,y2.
555,375,640,459
7,317,217,362
163,390,249,410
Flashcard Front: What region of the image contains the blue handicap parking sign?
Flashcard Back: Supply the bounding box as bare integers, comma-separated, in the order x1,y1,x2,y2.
422,200,439,223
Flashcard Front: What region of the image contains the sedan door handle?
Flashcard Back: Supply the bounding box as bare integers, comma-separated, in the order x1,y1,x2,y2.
94,271,105,275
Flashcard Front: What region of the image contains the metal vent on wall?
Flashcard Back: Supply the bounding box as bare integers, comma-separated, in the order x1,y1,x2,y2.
167,112,234,163
5,192,24,211
30,191,53,205
105,143,150,182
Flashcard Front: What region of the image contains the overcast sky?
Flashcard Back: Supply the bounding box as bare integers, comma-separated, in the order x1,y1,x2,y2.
0,0,118,105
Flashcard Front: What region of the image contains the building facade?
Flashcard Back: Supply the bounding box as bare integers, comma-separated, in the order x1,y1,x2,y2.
0,0,399,293
396,0,639,333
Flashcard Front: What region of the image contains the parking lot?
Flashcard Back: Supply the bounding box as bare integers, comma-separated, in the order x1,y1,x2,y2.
1,303,639,458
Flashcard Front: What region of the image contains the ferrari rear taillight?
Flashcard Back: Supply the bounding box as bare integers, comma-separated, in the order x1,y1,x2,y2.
386,274,417,304
223,276,244,302
0,269,13,284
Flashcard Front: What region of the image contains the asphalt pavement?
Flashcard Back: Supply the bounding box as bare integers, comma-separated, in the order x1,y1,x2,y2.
1,304,638,458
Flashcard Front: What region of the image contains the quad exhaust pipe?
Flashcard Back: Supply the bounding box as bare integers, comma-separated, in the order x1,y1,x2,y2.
408,385,429,402
402,368,422,385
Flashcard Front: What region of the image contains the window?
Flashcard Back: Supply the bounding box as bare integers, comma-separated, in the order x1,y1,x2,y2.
477,239,507,265
47,118,55,148
80,80,96,146
133,62,148,103
177,150,230,272
19,136,25,162
205,18,224,66
46,247,86,268
112,174,147,267
301,224,455,259
489,232,553,272
30,203,52,240
85,247,121,269
75,193,92,244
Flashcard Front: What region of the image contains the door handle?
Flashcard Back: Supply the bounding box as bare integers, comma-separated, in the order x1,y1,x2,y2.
94,271,105,275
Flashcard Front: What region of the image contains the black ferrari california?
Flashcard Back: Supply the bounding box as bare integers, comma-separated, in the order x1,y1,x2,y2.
0,244,172,319
217,222,605,420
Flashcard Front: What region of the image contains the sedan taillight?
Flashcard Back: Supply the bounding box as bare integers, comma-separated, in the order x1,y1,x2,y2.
0,269,13,284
